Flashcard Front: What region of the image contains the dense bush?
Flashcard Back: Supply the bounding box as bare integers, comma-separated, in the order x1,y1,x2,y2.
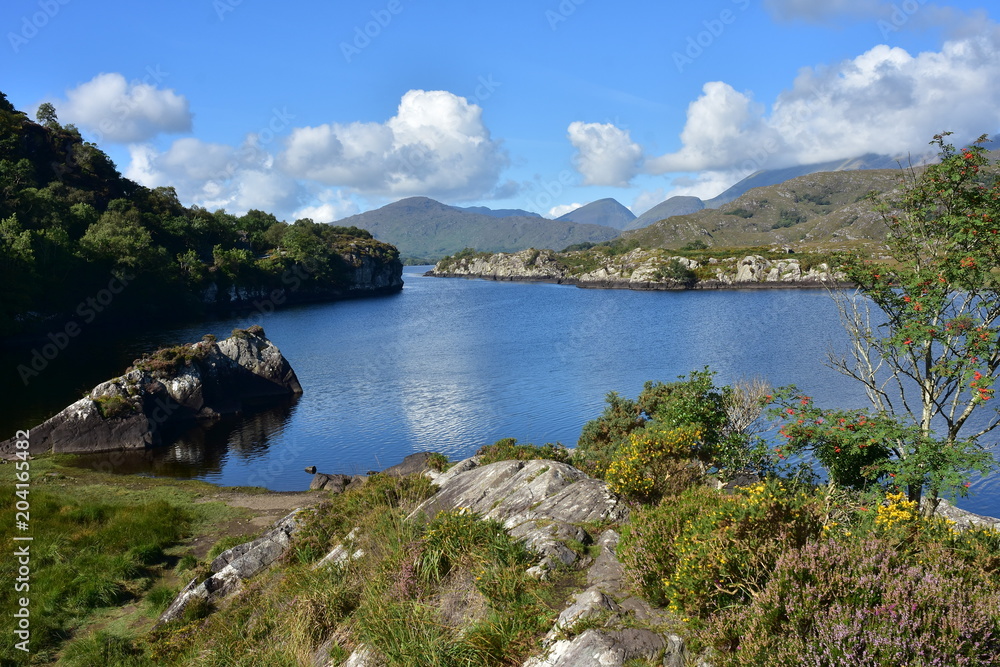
707,534,1000,665
620,480,823,617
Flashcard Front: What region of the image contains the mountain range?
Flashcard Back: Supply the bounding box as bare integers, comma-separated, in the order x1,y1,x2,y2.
339,152,944,262
334,197,619,264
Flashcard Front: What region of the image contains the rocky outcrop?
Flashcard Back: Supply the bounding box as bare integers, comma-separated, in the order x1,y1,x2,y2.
430,247,847,290
410,458,629,576
332,456,689,667
201,250,403,309
157,508,304,627
0,327,302,457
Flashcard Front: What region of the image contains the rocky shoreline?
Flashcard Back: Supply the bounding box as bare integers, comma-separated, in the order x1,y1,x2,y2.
428,247,851,291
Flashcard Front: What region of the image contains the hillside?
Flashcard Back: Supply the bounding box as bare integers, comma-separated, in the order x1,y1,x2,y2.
555,197,636,230
624,168,906,249
0,92,402,338
337,196,620,264
625,196,704,231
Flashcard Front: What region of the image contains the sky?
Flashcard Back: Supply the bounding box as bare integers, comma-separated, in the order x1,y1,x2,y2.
3,0,1000,222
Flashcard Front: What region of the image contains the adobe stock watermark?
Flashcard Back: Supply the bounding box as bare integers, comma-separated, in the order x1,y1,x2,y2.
341,0,405,63
877,0,930,39
16,273,135,386
546,0,586,30
213,0,243,21
522,170,575,215
7,0,71,54
673,0,750,73
204,106,295,194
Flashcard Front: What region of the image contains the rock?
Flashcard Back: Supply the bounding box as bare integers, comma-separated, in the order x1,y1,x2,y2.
524,628,666,667
932,498,1000,532
157,508,303,627
304,465,317,474
380,451,437,477
549,588,620,636
586,530,625,597
0,327,302,458
310,473,353,492
412,459,627,576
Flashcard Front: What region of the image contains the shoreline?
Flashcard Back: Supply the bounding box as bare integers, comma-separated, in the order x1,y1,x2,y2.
425,270,854,291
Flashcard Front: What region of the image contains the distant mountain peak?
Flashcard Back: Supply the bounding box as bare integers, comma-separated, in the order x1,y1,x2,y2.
555,198,636,230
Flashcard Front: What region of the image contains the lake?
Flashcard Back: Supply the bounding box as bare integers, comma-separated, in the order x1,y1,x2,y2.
3,265,998,517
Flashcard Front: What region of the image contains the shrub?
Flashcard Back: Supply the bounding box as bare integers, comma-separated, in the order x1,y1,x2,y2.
93,394,137,419
604,425,704,501
707,535,1000,666
620,480,823,618
476,438,571,466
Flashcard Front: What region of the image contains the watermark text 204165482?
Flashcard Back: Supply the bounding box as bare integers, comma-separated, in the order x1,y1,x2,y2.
10,429,32,655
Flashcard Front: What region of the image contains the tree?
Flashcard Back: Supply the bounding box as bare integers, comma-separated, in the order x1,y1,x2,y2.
828,133,998,513
35,102,59,128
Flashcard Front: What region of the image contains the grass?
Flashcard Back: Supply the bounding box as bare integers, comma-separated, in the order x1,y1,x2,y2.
0,455,259,665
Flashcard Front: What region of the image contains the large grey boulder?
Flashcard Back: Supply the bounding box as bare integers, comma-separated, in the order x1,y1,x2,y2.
0,327,302,457
411,458,628,575
523,628,666,667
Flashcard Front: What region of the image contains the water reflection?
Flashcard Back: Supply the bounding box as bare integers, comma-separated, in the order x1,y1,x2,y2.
66,395,300,483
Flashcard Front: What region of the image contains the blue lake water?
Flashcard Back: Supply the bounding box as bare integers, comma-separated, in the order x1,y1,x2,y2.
4,265,999,516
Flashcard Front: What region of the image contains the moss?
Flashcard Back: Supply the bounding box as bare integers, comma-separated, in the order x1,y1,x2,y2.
93,394,138,419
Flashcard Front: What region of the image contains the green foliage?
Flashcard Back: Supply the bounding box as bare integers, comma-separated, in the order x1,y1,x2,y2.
476,438,571,466
770,389,992,498
620,480,823,618
771,209,806,229
725,207,754,218
0,92,401,336
655,257,696,284
680,239,708,251
132,341,211,378
575,370,770,482
832,133,1000,510
93,394,139,419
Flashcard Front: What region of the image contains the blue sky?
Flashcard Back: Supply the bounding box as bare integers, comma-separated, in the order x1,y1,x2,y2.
3,0,999,221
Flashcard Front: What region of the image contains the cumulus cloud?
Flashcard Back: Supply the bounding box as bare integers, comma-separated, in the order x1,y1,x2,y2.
649,34,1000,175
280,89,508,200
55,72,192,143
566,121,643,186
125,136,302,217
292,190,360,222
548,203,584,218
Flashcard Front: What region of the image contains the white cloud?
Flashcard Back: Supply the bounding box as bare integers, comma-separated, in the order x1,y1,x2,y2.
665,171,750,200
548,202,584,218
649,35,1000,176
292,190,360,222
630,189,666,216
646,82,782,173
566,121,642,186
55,72,192,143
280,89,508,200
125,136,302,217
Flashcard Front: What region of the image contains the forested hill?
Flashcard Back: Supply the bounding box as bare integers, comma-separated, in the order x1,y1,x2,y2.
0,92,402,338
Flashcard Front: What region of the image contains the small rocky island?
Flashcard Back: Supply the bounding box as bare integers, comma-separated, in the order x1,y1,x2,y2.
429,247,845,290
0,326,301,457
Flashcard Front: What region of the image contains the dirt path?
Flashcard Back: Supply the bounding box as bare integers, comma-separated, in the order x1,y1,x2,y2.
186,489,326,560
